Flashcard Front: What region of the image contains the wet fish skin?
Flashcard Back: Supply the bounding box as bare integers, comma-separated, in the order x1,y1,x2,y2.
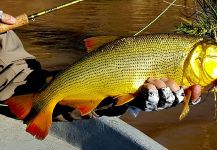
54,34,202,99
6,33,217,140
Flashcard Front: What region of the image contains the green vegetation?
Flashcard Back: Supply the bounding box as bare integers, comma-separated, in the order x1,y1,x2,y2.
176,0,217,40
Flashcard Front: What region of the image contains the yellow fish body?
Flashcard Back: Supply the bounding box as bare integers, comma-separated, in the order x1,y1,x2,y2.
6,34,217,139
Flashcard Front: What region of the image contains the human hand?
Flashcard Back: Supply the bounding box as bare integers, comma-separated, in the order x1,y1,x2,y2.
0,11,16,24
128,78,202,112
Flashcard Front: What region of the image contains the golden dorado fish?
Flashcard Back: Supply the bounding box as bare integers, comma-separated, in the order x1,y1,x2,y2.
6,34,217,140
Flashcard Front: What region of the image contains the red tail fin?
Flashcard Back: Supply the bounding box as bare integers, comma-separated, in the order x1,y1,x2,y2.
26,110,52,140
5,95,34,119
6,94,55,140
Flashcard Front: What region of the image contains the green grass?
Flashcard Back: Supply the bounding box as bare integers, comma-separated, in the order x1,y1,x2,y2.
176,0,217,40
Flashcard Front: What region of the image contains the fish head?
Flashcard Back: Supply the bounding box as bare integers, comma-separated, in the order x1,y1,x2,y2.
184,41,217,87
202,42,217,83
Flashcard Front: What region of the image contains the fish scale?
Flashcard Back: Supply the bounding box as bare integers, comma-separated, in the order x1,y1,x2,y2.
44,34,202,102
31,34,203,110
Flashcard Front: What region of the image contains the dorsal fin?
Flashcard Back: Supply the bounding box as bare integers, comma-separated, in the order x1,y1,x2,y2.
84,36,120,53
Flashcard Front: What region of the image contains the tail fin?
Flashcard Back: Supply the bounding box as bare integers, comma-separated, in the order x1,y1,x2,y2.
26,109,52,140
5,94,34,119
24,101,57,140
6,94,55,140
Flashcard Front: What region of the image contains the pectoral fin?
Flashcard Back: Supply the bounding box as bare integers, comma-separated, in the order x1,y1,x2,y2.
59,99,101,116
179,90,191,120
115,94,135,106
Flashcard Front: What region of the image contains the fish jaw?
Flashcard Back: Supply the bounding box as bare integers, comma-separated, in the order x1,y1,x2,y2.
202,43,217,84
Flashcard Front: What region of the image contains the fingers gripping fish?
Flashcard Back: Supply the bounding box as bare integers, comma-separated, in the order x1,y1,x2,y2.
5,34,217,139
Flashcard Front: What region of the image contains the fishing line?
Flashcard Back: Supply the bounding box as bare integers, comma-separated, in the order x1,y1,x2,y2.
163,0,191,9
134,0,177,36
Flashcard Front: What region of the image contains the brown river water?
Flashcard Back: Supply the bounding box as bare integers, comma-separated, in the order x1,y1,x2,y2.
1,0,217,149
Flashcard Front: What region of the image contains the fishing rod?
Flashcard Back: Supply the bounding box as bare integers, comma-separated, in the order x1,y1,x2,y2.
0,0,84,33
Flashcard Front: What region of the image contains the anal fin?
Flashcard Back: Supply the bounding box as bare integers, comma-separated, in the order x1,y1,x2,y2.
59,99,101,116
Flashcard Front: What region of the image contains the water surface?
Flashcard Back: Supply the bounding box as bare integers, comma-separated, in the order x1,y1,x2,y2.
1,0,217,149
